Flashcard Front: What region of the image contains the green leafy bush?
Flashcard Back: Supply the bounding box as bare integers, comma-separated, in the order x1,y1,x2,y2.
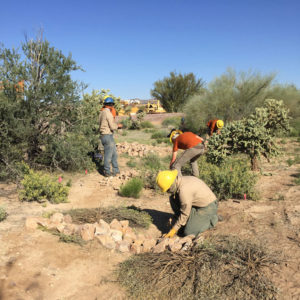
19,170,69,203
140,121,154,129
151,130,168,139
189,157,258,200
119,177,143,198
0,207,8,222
162,116,182,127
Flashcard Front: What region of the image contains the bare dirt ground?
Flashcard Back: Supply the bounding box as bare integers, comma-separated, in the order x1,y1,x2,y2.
0,139,300,300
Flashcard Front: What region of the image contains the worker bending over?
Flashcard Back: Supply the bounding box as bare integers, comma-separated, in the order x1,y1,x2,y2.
168,129,204,177
206,119,224,136
156,170,218,237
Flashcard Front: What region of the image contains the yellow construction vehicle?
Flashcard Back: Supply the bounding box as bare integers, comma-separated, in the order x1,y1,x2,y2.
146,100,166,114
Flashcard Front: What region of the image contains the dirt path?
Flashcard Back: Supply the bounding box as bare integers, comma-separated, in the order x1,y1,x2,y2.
0,145,300,299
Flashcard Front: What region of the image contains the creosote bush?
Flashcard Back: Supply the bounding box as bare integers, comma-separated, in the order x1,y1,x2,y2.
117,235,279,300
0,207,8,222
162,116,182,127
118,177,143,199
182,156,258,200
19,169,69,203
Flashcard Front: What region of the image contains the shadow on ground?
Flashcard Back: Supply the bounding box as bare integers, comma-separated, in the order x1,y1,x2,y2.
143,209,173,234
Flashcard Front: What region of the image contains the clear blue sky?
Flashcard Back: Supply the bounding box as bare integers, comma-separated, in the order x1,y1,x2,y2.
1,0,299,99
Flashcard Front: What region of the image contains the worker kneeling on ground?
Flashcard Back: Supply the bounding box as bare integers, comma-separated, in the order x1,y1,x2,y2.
156,170,218,237
168,129,205,177
206,119,224,136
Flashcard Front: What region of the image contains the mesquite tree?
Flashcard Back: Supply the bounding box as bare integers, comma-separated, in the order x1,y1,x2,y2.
206,99,290,170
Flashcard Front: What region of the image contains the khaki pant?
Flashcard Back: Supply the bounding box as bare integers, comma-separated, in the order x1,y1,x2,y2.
171,143,205,177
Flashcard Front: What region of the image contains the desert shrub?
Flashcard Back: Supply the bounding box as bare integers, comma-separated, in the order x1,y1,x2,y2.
65,206,152,228
187,156,258,200
119,177,143,198
140,121,154,129
19,169,69,203
0,206,8,222
162,116,181,127
117,235,279,300
126,158,138,168
142,153,162,171
151,130,168,139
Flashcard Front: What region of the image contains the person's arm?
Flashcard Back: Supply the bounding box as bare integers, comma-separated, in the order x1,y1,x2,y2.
170,151,177,168
172,191,192,232
106,110,118,131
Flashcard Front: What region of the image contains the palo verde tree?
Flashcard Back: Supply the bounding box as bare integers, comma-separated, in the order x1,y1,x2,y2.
0,32,87,178
183,69,275,134
206,99,290,170
151,71,204,112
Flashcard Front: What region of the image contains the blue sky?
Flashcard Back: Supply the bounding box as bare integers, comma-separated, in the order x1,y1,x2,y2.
1,0,299,99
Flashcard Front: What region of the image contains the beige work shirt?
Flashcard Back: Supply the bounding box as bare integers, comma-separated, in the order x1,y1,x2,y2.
99,108,118,135
172,176,217,231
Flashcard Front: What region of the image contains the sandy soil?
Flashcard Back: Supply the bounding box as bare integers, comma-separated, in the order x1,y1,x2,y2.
0,140,300,300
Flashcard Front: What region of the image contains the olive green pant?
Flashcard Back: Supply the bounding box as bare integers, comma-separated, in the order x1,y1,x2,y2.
170,194,218,236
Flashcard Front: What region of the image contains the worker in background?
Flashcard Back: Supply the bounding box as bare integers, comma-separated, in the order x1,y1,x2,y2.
156,170,218,237
206,119,224,136
99,97,122,177
167,129,205,177
179,117,188,132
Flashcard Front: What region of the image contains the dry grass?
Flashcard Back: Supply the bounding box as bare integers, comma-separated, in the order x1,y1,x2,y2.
64,206,152,229
117,235,280,300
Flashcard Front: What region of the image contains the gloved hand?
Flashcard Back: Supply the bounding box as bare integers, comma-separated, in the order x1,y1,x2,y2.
163,228,177,238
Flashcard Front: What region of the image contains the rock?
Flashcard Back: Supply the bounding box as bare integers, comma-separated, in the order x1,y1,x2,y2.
36,217,50,228
25,217,38,230
63,223,76,235
95,223,110,236
152,239,169,253
117,240,131,253
56,223,65,233
168,237,180,247
178,235,194,245
142,239,157,252
130,243,142,254
80,224,95,241
50,213,64,224
96,235,116,249
110,219,123,231
123,227,137,241
169,243,182,252
110,229,123,242
98,219,111,231
120,220,129,229
63,214,73,224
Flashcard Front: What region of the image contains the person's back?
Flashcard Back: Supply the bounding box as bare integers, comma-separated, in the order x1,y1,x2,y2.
172,132,203,151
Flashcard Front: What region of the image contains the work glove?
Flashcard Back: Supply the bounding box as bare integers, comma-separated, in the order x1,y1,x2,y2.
163,228,177,238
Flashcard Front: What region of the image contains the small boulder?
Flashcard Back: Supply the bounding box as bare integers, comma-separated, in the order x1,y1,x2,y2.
152,238,169,253
96,235,116,249
130,243,142,254
95,223,110,236
80,224,95,241
110,229,123,242
50,213,64,224
169,243,182,252
56,223,65,233
110,219,123,231
63,214,73,224
117,240,131,253
63,223,76,235
120,220,129,229
98,219,110,231
142,239,157,252
36,217,50,228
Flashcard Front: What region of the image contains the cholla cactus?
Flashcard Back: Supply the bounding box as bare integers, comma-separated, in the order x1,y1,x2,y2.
206,99,290,170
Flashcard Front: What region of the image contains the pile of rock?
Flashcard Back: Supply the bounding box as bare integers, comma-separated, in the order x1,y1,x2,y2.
116,142,169,157
98,169,139,188
25,213,197,253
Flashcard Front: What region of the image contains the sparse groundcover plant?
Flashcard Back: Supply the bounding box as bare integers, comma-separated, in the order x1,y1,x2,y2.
117,235,279,300
126,158,138,168
64,206,152,228
19,169,69,203
151,130,168,139
0,206,8,222
119,177,144,198
162,116,182,128
140,121,155,129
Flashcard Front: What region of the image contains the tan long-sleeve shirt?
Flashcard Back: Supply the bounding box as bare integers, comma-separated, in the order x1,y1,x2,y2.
99,108,118,135
171,176,217,231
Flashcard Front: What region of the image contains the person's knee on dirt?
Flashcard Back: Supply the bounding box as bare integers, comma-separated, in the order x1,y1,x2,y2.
167,129,205,177
206,119,224,137
156,170,218,238
99,96,123,177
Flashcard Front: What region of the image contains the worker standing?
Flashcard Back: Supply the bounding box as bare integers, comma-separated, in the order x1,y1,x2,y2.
156,170,218,237
99,97,122,177
206,119,224,136
167,129,205,177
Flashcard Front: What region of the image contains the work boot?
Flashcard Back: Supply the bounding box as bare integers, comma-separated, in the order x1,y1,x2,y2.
103,172,112,178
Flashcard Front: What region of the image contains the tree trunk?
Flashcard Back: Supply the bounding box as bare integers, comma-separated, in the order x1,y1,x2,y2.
251,155,259,171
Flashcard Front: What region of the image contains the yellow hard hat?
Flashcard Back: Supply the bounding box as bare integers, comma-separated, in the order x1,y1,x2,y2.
169,130,183,143
156,170,178,192
216,120,224,129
